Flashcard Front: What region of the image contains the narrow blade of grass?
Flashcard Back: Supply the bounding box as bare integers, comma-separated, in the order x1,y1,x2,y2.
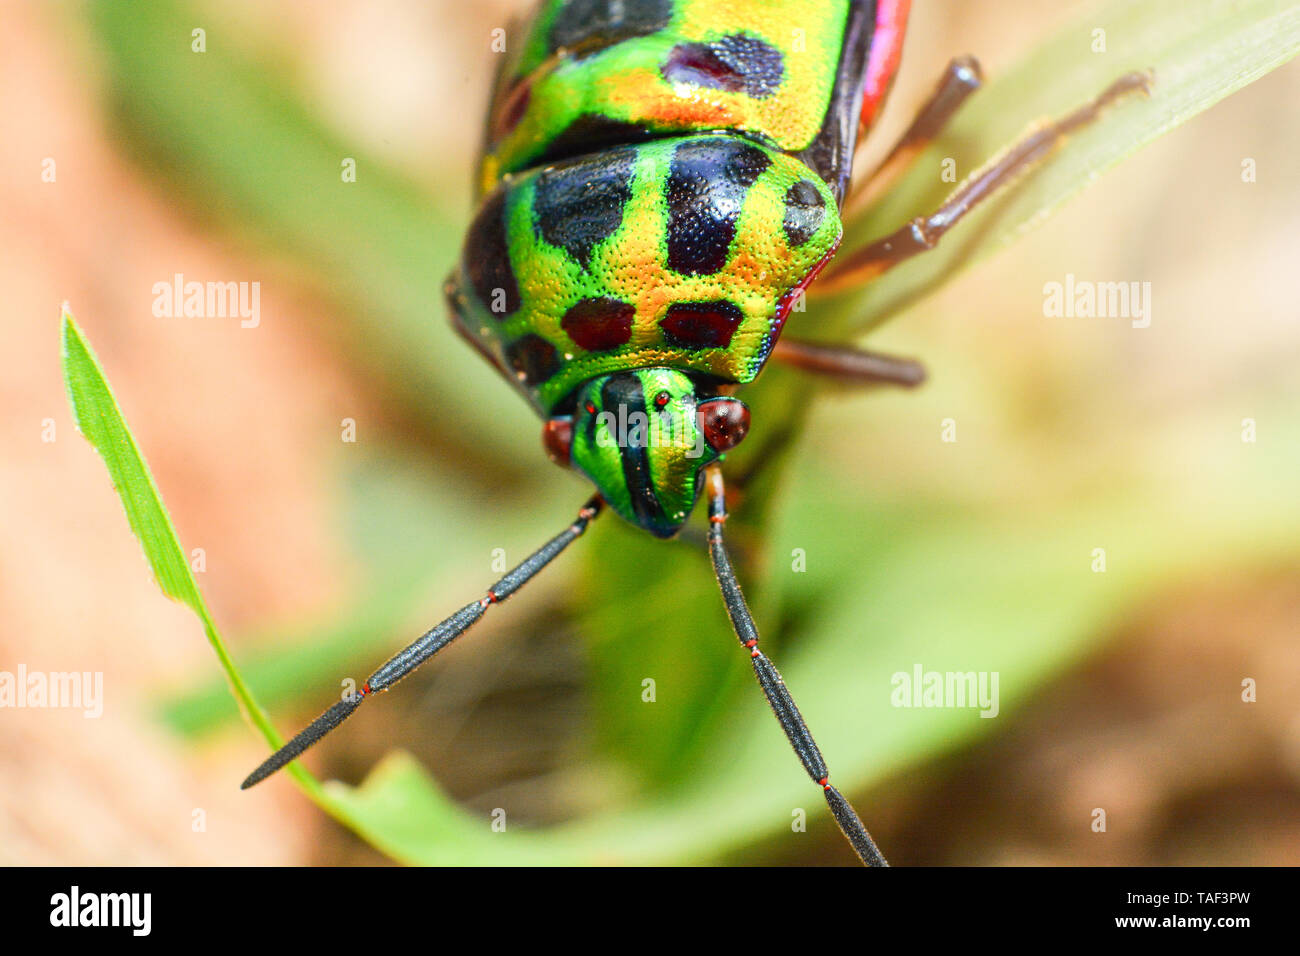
60,306,333,801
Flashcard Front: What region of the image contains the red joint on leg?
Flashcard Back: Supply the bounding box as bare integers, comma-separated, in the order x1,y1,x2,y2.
819,777,830,789
744,639,757,648
710,514,726,525
361,683,371,697
750,648,760,658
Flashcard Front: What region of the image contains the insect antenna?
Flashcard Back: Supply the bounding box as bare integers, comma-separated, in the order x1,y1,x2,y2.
703,466,888,867
241,496,604,790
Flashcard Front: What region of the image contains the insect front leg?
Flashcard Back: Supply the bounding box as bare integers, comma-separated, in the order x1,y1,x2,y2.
771,338,926,388
846,55,984,215
764,57,982,390
819,70,1153,293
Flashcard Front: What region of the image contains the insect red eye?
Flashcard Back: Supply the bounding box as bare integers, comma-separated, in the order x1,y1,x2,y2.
697,398,750,452
654,391,670,409
542,417,573,467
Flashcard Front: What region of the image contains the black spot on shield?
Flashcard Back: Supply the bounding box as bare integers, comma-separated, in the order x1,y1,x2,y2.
535,115,657,167
782,179,826,247
550,0,673,60
505,334,561,386
463,189,521,317
665,138,771,276
533,148,637,266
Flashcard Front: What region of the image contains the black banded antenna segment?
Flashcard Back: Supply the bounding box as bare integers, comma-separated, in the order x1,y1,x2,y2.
241,496,604,790
704,466,887,867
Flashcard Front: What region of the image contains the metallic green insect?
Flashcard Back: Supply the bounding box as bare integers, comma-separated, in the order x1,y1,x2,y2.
244,0,1150,866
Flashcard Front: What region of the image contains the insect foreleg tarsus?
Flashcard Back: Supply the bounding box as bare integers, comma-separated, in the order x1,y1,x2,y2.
847,55,985,214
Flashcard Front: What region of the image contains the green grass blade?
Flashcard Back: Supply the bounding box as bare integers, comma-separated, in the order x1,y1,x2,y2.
60,306,320,790
61,308,262,736
59,306,510,848
153,574,426,738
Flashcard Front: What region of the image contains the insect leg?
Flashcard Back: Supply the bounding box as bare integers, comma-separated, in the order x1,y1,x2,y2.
847,55,984,214
819,70,1153,293
240,495,604,790
704,466,888,867
771,338,926,388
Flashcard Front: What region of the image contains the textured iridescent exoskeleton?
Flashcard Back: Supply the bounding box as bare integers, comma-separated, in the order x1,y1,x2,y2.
446,0,909,534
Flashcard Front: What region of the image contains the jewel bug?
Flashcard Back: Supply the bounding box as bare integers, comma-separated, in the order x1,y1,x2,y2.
242,0,1150,866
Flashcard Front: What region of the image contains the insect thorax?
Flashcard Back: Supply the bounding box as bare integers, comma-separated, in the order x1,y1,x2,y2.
446,133,842,416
